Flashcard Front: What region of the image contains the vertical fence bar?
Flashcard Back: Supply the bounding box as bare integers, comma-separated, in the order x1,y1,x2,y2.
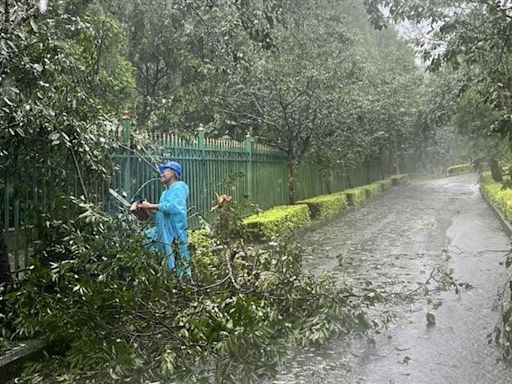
197,125,206,220
245,134,252,198
24,178,29,269
121,112,132,197
3,171,9,273
13,197,19,273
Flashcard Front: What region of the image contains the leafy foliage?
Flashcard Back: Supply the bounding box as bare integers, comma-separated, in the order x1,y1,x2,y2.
242,204,311,240
447,164,471,175
480,172,512,221
373,179,392,191
297,194,347,220
340,188,367,207
389,174,410,186
4,197,378,383
0,0,134,203
109,0,286,131
364,0,512,144
362,183,382,199
209,0,426,201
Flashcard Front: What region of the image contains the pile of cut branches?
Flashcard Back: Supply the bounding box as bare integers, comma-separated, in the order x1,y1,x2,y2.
4,198,379,383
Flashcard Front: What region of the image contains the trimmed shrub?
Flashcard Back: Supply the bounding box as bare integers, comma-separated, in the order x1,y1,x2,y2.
480,172,512,220
362,183,381,199
189,229,212,252
373,179,392,192
389,174,410,186
340,188,366,206
480,172,495,184
243,204,311,239
447,163,471,175
297,193,347,220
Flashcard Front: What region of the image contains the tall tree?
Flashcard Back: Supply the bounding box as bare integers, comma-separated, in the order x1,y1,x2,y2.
364,0,512,142
111,0,286,131
217,0,424,201
0,0,135,185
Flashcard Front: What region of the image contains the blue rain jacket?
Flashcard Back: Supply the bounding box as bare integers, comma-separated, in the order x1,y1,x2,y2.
145,181,190,277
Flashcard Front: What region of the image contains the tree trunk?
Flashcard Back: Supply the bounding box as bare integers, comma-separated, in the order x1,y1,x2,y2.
489,158,503,182
326,169,332,195
378,147,385,179
287,161,297,204
0,219,12,285
394,138,400,175
364,157,371,184
345,174,353,189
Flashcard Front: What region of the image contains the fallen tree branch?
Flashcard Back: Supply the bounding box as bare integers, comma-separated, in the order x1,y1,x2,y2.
226,252,240,290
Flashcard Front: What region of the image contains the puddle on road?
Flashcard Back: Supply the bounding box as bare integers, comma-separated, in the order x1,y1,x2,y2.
270,175,512,384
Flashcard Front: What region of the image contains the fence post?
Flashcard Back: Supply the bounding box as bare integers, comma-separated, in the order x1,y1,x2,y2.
245,133,253,197
2,171,10,275
121,111,132,197
197,124,207,214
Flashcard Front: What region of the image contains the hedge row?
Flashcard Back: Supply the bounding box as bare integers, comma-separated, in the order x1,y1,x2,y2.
362,183,381,199
339,188,366,207
373,179,393,191
242,204,311,240
389,174,409,186
296,193,347,220
480,172,512,220
242,174,409,240
447,163,472,175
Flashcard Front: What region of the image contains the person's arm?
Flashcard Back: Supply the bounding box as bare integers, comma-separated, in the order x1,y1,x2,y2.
138,201,159,211
138,184,188,214
158,184,188,215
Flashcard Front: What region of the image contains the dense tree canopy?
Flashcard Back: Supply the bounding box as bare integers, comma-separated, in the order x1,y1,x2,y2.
1,0,446,203
364,0,512,144
0,0,134,198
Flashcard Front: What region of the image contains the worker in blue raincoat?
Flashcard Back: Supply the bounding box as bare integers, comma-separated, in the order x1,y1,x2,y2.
138,161,191,279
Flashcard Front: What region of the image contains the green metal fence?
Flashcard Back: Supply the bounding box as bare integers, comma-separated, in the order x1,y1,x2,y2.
1,125,383,275
110,127,290,227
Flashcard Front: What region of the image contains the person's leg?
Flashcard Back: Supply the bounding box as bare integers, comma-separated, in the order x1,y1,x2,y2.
167,251,176,272
176,242,192,281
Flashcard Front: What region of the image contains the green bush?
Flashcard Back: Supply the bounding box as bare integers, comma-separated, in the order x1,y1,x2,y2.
480,172,495,184
243,204,311,239
340,188,366,206
389,174,410,186
189,229,211,251
482,171,512,363
6,200,377,383
373,179,392,191
188,229,218,273
297,193,347,220
362,183,381,199
447,163,471,175
480,172,512,220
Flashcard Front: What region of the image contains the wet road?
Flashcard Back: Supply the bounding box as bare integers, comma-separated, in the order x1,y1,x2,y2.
273,174,512,384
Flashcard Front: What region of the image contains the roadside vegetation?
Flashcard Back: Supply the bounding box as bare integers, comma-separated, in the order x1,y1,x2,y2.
5,196,386,383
